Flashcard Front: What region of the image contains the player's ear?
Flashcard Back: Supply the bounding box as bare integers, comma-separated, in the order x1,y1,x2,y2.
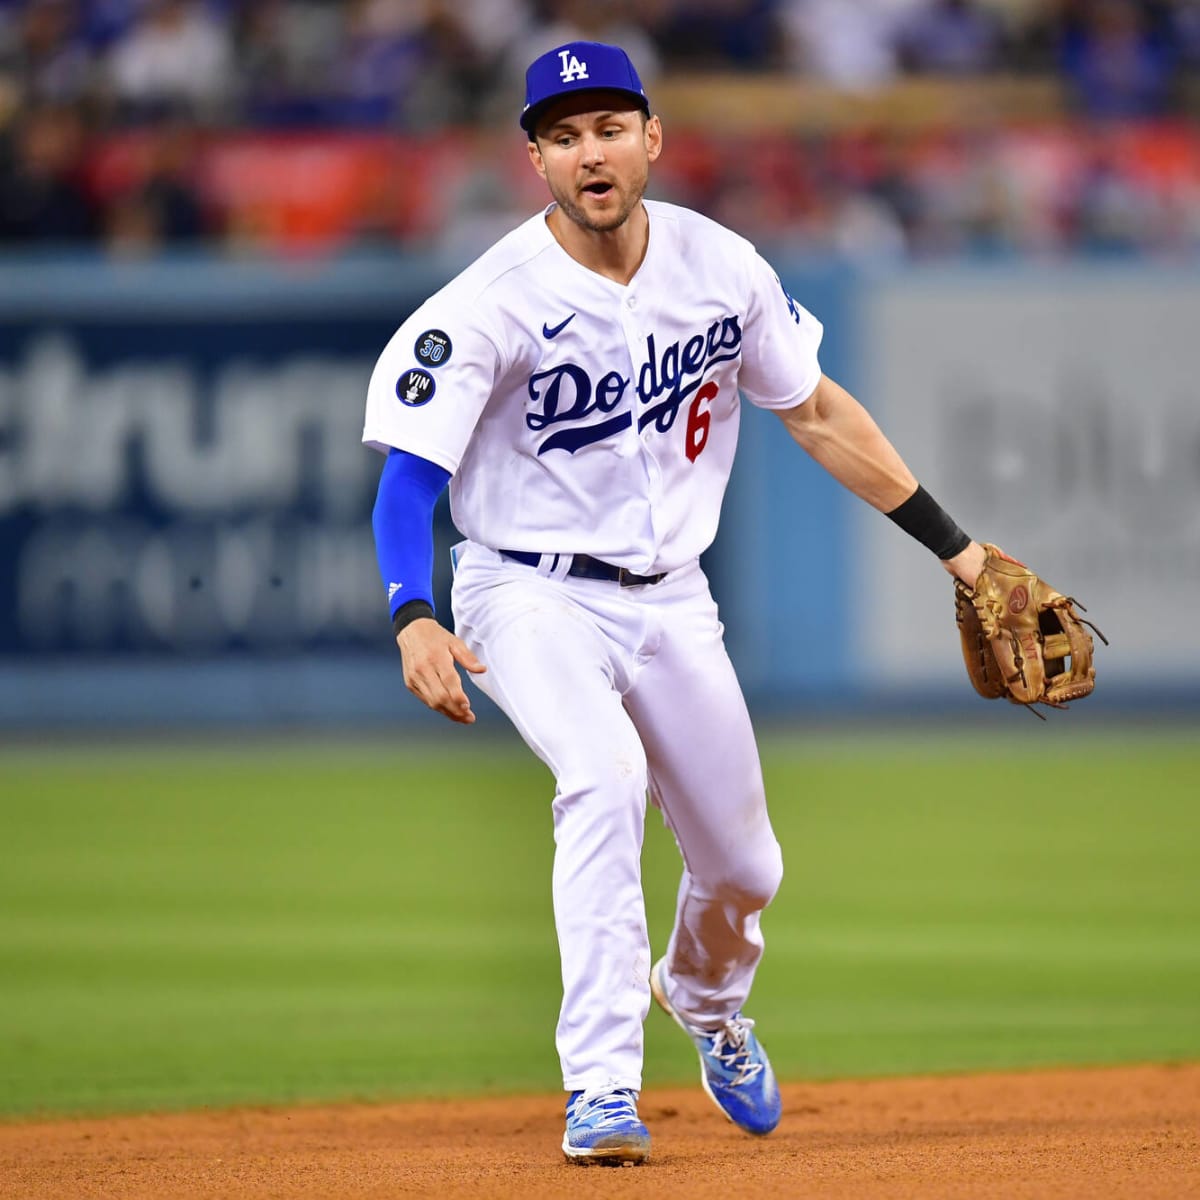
645,115,662,164
527,138,547,180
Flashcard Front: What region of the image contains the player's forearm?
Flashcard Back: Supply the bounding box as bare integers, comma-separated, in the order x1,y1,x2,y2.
776,374,916,512
780,374,980,576
371,448,451,623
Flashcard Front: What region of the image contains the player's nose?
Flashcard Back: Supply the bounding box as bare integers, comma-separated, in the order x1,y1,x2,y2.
579,133,606,166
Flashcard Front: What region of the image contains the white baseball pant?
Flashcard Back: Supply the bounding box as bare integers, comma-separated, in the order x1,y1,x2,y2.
450,542,783,1093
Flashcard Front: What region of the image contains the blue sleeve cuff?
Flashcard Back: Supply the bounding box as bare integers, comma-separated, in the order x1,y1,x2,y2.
371,449,451,619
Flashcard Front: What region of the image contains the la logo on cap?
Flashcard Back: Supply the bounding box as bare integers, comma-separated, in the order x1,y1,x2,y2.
520,41,648,133
558,49,588,83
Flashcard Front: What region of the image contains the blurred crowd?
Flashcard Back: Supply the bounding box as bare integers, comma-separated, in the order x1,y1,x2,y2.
2,0,1199,258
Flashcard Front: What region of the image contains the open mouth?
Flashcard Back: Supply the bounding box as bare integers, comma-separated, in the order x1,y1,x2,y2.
582,181,614,199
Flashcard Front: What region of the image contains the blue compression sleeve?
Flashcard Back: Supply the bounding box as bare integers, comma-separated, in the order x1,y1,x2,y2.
371,449,451,619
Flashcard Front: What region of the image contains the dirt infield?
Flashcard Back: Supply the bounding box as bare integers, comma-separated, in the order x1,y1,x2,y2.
2,1064,1196,1199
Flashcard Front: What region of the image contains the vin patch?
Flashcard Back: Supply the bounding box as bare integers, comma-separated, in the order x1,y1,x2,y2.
397,368,436,407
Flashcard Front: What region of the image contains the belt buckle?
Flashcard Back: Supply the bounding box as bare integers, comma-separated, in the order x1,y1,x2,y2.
618,567,663,588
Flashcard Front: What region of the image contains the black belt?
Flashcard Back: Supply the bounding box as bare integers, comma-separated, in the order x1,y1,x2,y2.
499,550,667,588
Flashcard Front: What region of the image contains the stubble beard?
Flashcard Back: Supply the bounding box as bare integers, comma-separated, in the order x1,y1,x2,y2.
550,165,648,235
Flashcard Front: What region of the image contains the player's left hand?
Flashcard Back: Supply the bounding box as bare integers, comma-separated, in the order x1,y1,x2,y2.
397,618,487,724
940,540,987,589
952,542,1107,715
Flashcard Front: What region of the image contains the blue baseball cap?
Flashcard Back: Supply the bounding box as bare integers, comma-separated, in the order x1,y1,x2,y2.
521,41,649,137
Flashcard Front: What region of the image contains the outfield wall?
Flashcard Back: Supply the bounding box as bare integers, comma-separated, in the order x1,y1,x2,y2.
0,252,1194,728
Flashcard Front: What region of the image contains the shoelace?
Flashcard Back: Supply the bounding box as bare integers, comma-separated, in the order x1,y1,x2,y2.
704,1016,765,1087
570,1086,640,1129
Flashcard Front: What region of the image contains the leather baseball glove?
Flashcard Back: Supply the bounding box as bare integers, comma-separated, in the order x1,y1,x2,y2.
954,544,1106,715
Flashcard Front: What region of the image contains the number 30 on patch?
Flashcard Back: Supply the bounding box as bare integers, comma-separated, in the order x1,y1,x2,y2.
414,329,453,367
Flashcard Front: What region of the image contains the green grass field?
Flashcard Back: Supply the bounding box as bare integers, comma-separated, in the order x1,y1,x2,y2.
2,728,1197,1119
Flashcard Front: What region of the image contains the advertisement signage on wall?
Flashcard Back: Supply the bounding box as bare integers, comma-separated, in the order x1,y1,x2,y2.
0,285,407,660
859,269,1199,687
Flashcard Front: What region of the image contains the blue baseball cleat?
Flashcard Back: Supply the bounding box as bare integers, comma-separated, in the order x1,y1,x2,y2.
562,1084,651,1165
650,958,782,1136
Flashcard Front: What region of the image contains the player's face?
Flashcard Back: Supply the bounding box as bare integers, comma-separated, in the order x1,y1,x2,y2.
528,97,662,235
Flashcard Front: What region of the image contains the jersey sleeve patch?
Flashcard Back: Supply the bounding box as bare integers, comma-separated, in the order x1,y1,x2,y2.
396,368,436,407
413,329,453,367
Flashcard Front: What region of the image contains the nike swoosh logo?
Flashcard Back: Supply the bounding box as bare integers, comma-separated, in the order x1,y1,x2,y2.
542,313,576,339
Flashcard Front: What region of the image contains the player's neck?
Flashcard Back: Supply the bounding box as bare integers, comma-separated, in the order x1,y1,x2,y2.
546,203,649,286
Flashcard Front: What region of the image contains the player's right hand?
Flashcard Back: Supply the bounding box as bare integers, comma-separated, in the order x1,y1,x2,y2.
396,619,487,724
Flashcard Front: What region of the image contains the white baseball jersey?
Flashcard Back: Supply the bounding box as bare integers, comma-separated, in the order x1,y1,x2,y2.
362,199,823,573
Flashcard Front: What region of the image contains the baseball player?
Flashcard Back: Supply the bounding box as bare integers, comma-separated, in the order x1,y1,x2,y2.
364,42,987,1165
